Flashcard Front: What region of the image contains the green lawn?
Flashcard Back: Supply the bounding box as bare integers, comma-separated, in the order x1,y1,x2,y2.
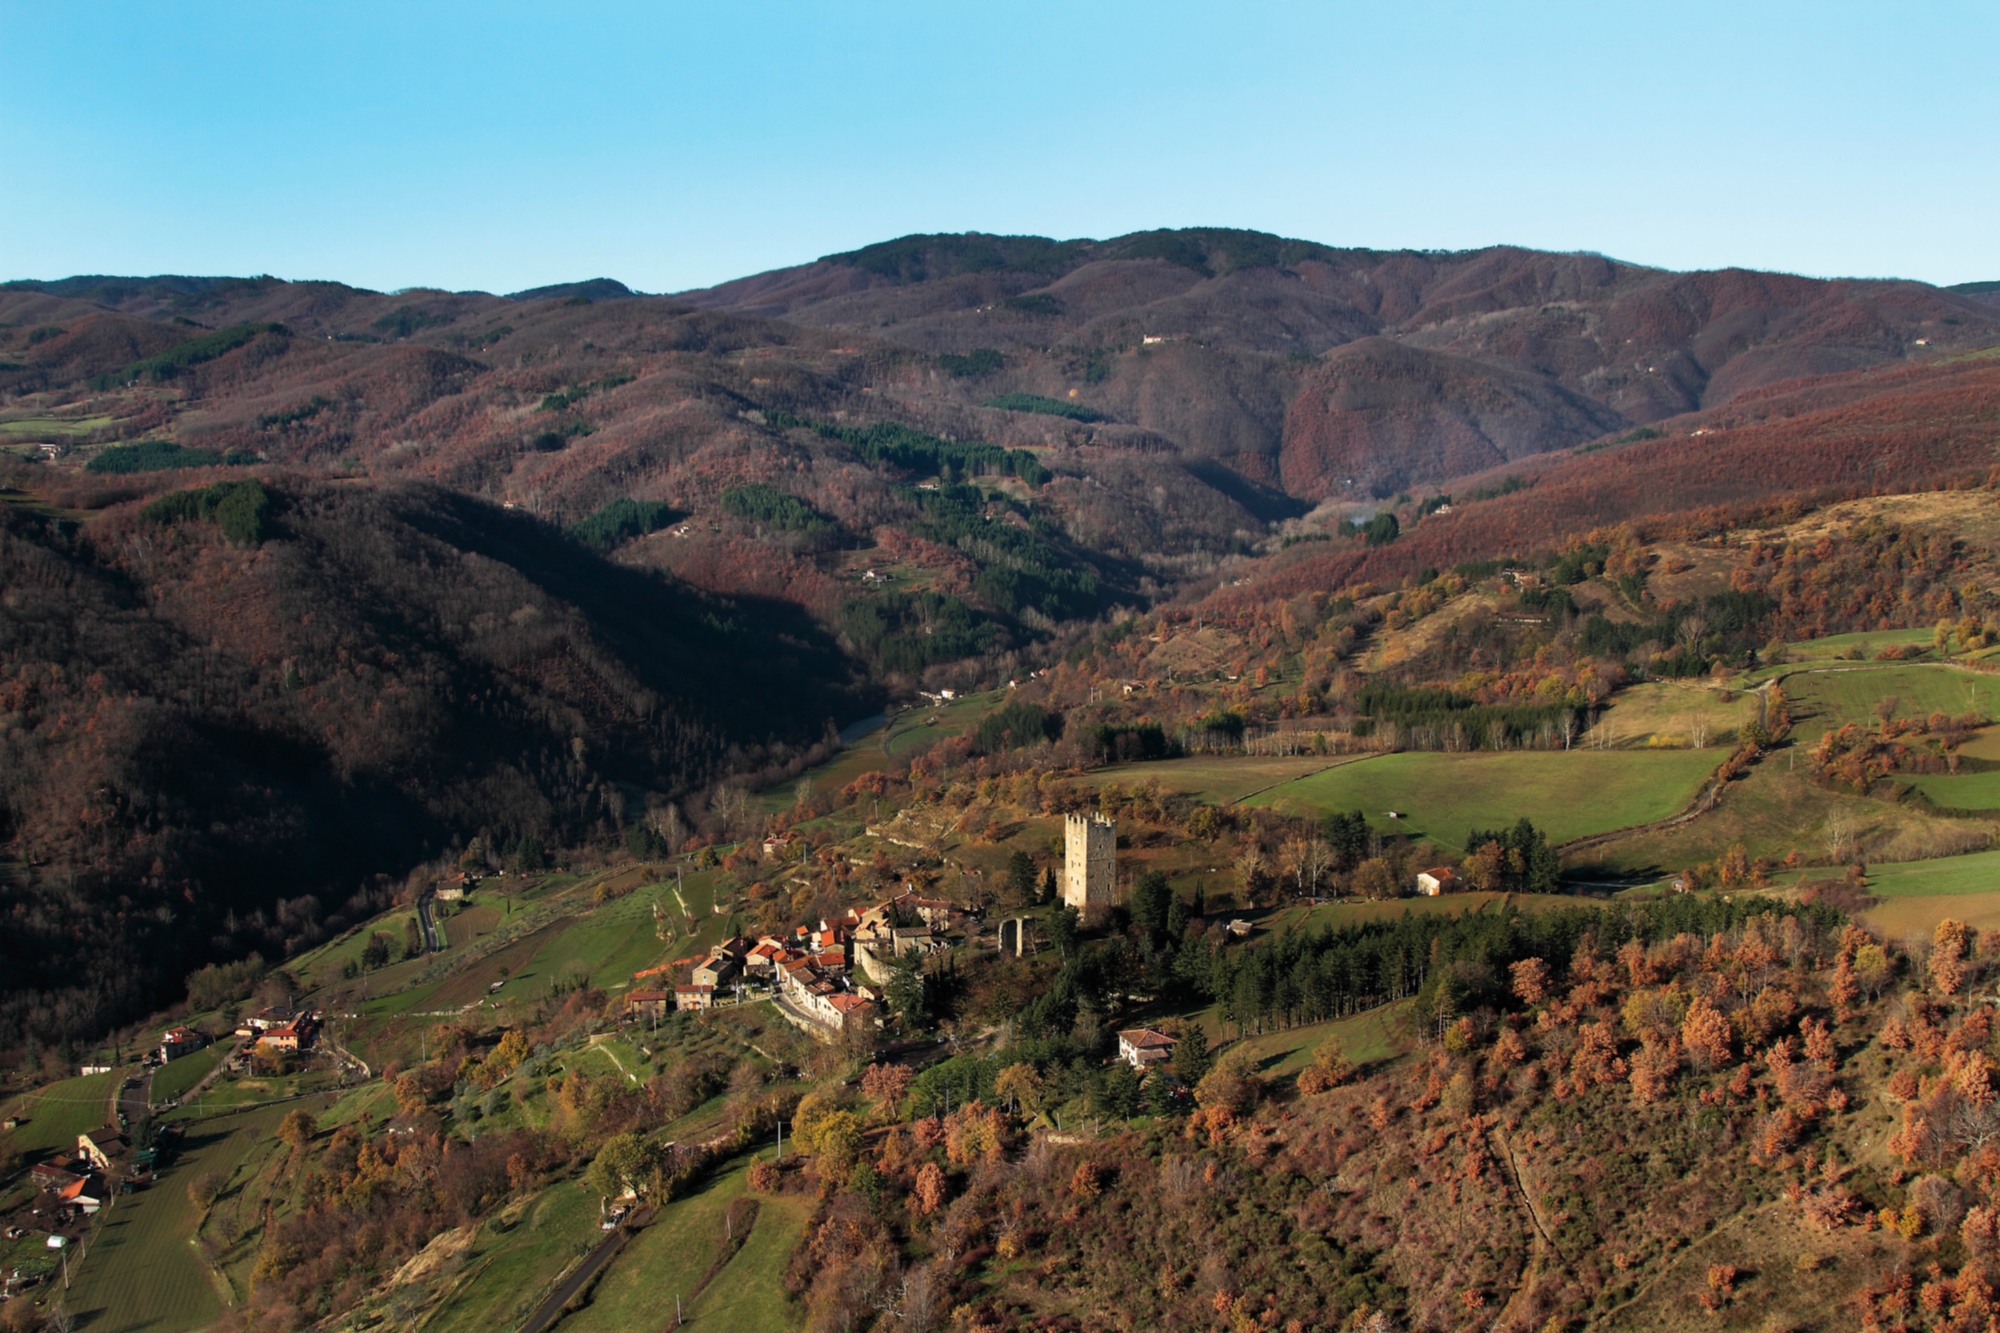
1224,1001,1414,1078
425,1180,602,1333
1781,627,1938,662
1247,749,1720,849
0,1070,116,1157
1836,847,2000,898
67,1100,312,1333
1076,754,1363,805
150,1046,223,1103
563,1160,805,1333
1909,771,2000,812
1784,663,2000,730
0,414,113,438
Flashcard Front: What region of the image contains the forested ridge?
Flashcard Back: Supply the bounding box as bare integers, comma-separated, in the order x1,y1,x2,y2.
0,474,867,1053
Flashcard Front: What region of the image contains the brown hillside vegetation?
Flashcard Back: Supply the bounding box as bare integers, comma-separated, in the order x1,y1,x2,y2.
0,471,863,1049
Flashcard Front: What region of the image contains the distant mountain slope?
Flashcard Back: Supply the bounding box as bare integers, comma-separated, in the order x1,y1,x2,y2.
681,230,2000,494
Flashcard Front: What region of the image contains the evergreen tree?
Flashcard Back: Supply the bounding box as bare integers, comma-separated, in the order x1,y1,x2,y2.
1173,1024,1211,1084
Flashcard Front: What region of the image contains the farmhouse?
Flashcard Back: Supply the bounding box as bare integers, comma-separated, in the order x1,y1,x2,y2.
691,955,739,989
1116,1028,1178,1070
159,1027,206,1062
1415,867,1459,896
625,989,669,1020
673,984,715,1013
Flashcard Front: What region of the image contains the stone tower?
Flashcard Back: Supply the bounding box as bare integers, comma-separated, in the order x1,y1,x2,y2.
1063,814,1115,914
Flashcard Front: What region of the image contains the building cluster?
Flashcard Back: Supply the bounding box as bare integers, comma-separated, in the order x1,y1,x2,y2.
623,887,974,1036
232,1006,322,1055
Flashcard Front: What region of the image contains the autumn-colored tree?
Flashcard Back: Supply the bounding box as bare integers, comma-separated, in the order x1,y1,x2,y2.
860,1062,913,1119
1069,1160,1101,1199
811,1110,863,1179
1932,918,1975,996
1510,958,1550,1006
1681,994,1733,1071
912,1161,947,1215
392,1072,427,1118
1627,1034,1680,1104
1827,953,1860,1019
1297,1040,1352,1095
278,1109,317,1156
1462,841,1507,892
993,1062,1043,1117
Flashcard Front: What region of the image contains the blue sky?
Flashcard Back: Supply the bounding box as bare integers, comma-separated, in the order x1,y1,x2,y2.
3,1,1993,293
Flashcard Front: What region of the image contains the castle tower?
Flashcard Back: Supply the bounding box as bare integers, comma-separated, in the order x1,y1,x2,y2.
1063,814,1115,914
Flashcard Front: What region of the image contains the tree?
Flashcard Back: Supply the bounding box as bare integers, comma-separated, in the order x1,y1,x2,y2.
278,1109,317,1156
403,916,423,959
1047,905,1081,961
1007,850,1036,901
186,1171,226,1211
861,1062,913,1118
885,951,930,1028
1510,958,1550,1006
812,1110,863,1178
1297,1040,1351,1094
1038,867,1058,905
1173,1025,1212,1084
1681,995,1733,1071
913,1160,947,1215
994,1062,1043,1116
585,1132,658,1199
1132,871,1172,942
1100,1062,1142,1119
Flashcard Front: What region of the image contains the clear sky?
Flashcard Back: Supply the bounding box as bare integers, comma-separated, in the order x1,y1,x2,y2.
3,1,1993,294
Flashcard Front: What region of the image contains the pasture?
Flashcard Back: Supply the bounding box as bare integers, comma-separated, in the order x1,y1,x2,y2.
151,1046,223,1103
67,1100,314,1332
561,1160,804,1333
423,1180,604,1333
1909,771,2000,811
1784,663,2000,729
1589,678,1758,747
1780,627,1937,663
1076,753,1362,805
1583,755,1984,876
1247,749,1719,849
0,1070,116,1157
1223,1000,1415,1079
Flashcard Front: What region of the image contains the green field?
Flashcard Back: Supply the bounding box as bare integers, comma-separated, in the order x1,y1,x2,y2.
66,1100,315,1333
560,1160,808,1332
1224,1001,1414,1079
1781,627,1938,662
0,1071,116,1157
425,1180,603,1333
1909,771,2000,812
1833,848,2000,899
0,414,113,438
1785,664,2000,729
1247,749,1719,849
1078,753,1363,805
151,1046,223,1103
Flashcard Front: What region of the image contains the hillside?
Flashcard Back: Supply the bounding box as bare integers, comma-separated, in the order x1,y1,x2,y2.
0,469,865,1050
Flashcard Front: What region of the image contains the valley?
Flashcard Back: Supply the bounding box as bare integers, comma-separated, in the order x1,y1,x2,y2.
2,232,2000,1331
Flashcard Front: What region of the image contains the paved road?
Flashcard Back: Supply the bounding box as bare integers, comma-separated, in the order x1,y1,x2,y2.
516,1215,643,1333
417,893,442,952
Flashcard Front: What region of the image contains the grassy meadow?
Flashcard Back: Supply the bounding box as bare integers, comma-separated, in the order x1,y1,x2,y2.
1247,748,1719,849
